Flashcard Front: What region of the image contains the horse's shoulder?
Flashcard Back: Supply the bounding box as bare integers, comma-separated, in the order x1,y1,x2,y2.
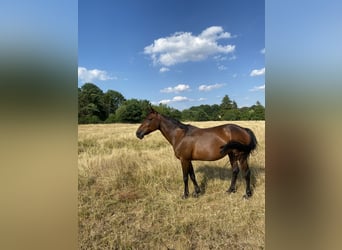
183,124,197,135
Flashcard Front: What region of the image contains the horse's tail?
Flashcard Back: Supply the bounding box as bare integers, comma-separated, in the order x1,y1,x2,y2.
244,127,258,153
220,127,258,157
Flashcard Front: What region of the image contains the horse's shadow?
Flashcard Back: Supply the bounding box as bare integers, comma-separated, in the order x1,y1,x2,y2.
196,164,265,194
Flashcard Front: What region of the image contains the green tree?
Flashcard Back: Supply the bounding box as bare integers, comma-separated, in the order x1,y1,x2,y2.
220,95,234,111
105,113,117,123
154,104,182,120
140,100,152,120
78,103,102,123
238,107,252,120
181,109,196,121
115,99,151,123
208,104,221,121
170,109,182,120
220,95,239,120
195,109,210,121
78,83,106,123
250,101,265,120
181,104,221,121
232,100,238,109
222,109,239,121
103,90,125,118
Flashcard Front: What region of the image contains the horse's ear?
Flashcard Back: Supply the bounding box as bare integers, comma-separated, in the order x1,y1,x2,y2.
149,105,157,114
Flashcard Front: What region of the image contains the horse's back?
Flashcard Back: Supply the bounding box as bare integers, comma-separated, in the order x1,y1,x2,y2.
200,123,251,145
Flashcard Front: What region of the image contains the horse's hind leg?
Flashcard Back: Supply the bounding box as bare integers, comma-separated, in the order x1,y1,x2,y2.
189,162,201,197
240,155,252,198
227,152,239,194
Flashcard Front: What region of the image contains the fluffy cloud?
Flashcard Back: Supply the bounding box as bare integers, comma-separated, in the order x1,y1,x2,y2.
250,67,265,77
250,84,265,92
144,26,235,67
160,84,190,93
198,83,225,92
159,96,189,104
159,67,170,73
78,67,116,83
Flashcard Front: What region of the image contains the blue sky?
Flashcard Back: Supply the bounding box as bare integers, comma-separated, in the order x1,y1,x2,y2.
78,0,264,110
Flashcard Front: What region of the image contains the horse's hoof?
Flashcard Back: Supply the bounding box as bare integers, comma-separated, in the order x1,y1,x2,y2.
226,187,236,194
192,192,200,198
243,192,252,199
182,194,189,199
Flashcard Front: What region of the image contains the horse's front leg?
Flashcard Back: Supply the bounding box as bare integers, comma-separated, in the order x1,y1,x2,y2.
181,159,190,199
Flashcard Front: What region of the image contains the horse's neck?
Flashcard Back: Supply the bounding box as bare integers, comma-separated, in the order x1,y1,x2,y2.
159,116,184,147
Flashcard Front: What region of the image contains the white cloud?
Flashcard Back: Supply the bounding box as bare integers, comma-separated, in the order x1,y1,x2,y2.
160,84,190,93
250,84,265,92
173,96,189,102
198,83,225,92
218,65,227,71
214,55,227,61
144,26,235,67
250,67,265,77
198,97,207,101
159,67,170,73
159,99,171,104
78,67,116,83
159,96,190,104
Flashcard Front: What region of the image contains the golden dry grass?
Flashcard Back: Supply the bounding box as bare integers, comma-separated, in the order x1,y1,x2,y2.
78,121,265,249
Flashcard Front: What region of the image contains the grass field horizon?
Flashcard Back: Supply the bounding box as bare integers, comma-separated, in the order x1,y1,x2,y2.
79,121,265,249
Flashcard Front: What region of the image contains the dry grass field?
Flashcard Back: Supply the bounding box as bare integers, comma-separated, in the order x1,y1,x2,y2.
78,121,265,249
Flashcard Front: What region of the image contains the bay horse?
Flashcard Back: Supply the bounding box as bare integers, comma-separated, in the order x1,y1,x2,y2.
136,108,257,199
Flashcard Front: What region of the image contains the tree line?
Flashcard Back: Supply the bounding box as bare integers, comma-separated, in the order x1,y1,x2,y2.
78,83,265,124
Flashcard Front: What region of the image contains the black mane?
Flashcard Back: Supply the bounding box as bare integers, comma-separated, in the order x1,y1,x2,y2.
161,114,192,132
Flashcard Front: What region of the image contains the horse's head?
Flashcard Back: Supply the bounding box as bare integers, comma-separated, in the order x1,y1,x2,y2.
136,108,160,139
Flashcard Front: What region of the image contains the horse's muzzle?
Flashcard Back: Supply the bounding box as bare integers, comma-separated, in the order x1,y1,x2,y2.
136,131,144,139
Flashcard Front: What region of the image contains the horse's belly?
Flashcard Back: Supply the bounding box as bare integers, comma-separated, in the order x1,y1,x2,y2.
175,134,227,161
192,154,223,161
192,139,225,161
